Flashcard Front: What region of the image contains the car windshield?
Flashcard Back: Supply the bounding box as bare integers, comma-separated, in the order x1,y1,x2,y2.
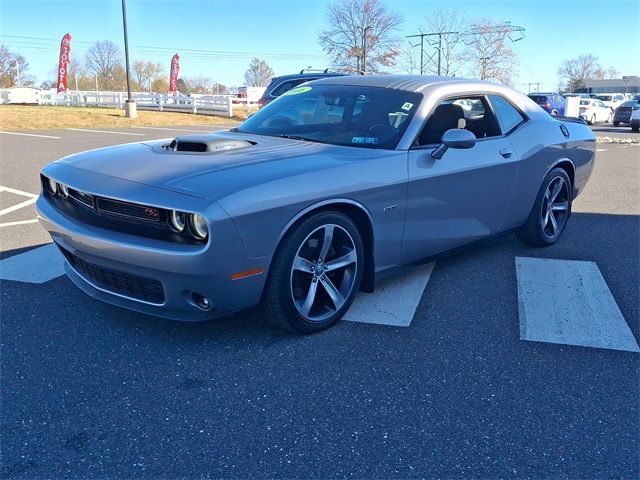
236,84,423,149
528,95,548,103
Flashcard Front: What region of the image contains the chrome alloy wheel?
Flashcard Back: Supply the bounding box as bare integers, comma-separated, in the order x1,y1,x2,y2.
540,176,570,240
290,224,359,322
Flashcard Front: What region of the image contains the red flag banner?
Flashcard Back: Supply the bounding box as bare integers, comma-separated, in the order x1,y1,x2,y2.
169,54,180,94
57,33,72,93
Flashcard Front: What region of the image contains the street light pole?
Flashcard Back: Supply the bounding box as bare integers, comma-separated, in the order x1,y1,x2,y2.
121,0,137,118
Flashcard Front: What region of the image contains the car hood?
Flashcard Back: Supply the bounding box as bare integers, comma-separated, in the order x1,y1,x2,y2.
55,131,357,200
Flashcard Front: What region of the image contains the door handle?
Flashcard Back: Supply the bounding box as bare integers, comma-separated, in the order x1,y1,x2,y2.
499,148,512,158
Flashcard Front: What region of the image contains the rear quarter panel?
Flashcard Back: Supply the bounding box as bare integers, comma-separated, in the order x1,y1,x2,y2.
503,118,595,229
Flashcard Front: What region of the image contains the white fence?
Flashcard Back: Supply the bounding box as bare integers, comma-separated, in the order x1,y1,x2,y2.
33,90,258,117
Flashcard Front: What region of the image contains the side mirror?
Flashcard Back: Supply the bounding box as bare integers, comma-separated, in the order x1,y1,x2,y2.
431,128,477,159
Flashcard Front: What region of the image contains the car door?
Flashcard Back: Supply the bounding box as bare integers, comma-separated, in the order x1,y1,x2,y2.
401,95,520,262
596,100,608,121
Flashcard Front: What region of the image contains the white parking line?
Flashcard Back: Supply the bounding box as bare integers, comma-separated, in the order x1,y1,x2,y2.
0,197,36,216
66,128,145,136
0,186,38,199
0,131,61,139
0,243,66,284
344,263,435,327
0,219,39,227
516,257,639,352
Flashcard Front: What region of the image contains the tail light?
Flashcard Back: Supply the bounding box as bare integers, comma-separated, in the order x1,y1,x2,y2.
258,97,267,109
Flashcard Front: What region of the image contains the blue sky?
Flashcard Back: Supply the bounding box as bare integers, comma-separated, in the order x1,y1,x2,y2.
1,0,638,91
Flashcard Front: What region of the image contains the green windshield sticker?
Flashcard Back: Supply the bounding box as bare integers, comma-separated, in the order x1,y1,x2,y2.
401,102,414,111
285,86,312,96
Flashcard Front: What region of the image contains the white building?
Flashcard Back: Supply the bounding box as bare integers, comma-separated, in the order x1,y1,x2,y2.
584,76,640,94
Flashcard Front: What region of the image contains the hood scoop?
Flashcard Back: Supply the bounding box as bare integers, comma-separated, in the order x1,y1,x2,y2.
164,135,253,153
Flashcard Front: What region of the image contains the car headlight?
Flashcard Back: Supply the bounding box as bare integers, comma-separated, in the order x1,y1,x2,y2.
46,177,58,195
189,214,209,240
168,210,187,232
59,183,69,198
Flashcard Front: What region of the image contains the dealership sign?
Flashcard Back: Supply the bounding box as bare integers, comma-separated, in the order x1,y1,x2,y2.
169,54,180,94
57,33,72,93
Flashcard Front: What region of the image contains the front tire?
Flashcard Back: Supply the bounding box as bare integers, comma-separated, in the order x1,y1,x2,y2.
613,121,620,127
590,114,597,125
517,168,572,247
263,211,364,333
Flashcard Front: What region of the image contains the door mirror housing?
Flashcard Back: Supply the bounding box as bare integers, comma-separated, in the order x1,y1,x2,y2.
432,128,477,159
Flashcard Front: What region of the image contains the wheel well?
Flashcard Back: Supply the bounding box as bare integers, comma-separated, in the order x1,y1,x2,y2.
555,160,575,194
281,203,375,293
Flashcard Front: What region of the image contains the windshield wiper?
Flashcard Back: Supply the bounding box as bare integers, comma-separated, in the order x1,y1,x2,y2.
276,134,327,144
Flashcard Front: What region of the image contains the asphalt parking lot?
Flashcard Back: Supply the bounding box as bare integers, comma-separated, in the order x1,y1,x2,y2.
1,123,639,479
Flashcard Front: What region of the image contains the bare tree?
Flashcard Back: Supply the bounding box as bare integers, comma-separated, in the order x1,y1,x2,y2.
557,54,600,92
420,9,467,76
151,77,169,93
318,0,404,73
211,82,229,95
606,66,619,79
398,41,419,74
243,58,273,87
0,45,35,87
85,40,125,90
184,75,214,94
132,60,164,92
459,18,518,85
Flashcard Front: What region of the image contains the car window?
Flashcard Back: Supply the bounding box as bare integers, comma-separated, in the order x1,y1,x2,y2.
488,95,526,134
416,96,500,146
238,85,422,149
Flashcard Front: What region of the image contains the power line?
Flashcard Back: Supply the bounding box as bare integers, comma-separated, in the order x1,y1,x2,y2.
0,34,324,59
406,23,526,76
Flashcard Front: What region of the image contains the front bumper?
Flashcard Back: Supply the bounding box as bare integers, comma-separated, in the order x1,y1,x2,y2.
36,195,271,322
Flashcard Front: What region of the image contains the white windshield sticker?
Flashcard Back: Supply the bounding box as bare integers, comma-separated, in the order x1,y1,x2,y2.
352,136,379,144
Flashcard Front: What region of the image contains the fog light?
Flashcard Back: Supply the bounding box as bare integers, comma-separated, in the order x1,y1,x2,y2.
191,292,212,310
168,210,186,232
59,184,69,198
189,214,209,240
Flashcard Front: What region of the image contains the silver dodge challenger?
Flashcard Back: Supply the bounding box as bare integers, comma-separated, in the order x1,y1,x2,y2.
37,75,596,333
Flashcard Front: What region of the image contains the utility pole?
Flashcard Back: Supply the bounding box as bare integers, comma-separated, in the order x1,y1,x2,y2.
406,31,458,76
121,0,137,118
15,60,20,86
523,82,541,93
407,23,525,77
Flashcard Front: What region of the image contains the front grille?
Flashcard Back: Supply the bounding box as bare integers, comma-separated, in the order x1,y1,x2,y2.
69,189,94,207
60,246,165,304
96,198,161,223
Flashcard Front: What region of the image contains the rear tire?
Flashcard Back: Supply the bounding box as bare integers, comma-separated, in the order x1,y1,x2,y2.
613,121,620,127
590,114,596,125
262,211,364,333
632,125,639,133
517,168,572,247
